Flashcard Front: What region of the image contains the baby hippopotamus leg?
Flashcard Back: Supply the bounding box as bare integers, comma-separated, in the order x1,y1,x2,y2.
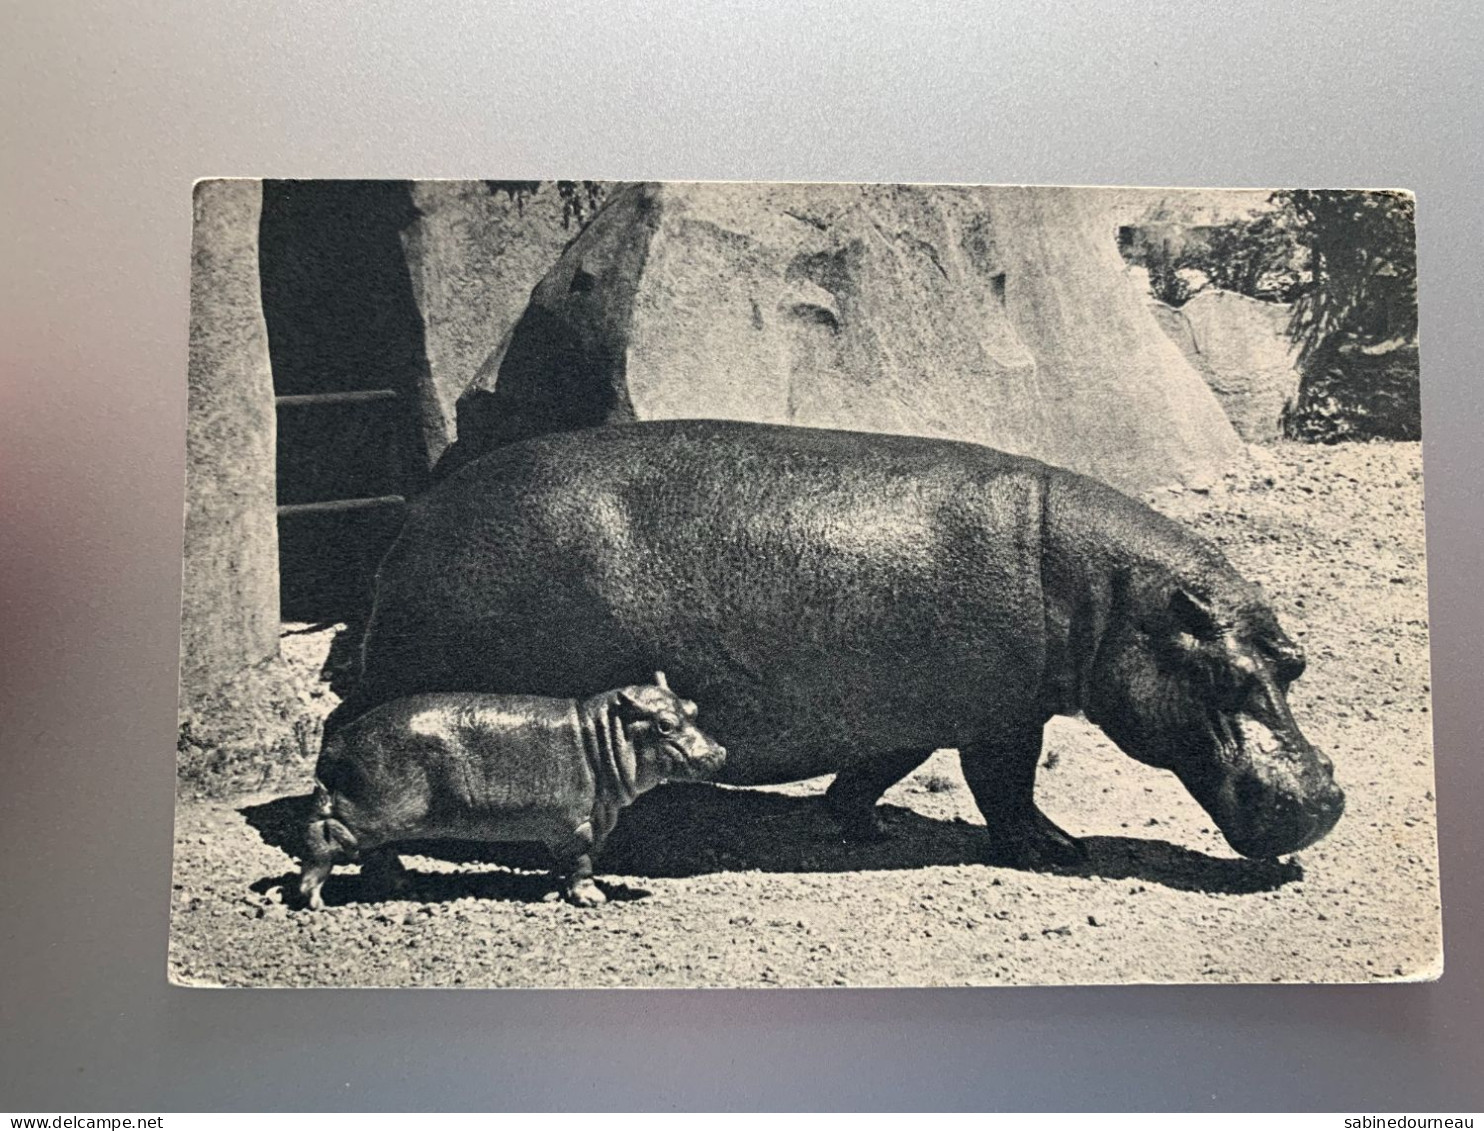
551,677,727,906
556,803,627,906
550,817,606,907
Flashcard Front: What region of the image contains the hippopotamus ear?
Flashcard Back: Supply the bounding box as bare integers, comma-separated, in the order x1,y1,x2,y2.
1169,587,1220,641
653,671,670,691
614,688,653,721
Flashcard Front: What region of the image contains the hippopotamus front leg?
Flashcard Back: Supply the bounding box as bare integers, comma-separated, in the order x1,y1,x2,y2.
552,819,607,907
961,726,1088,870
825,747,936,841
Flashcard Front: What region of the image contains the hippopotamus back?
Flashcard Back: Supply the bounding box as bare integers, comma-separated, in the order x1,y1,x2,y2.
347,420,1048,785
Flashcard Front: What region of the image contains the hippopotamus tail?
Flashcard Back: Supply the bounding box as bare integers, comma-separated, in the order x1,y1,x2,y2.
303,782,359,863
322,619,367,701
298,782,360,909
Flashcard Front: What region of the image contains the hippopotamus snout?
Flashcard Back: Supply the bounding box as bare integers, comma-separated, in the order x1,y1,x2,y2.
672,735,728,780
1200,738,1346,860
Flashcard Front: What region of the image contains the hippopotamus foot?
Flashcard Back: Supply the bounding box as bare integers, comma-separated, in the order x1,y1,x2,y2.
825,747,935,842
298,861,332,910
981,810,1088,870
361,848,412,897
554,822,609,907
563,876,608,907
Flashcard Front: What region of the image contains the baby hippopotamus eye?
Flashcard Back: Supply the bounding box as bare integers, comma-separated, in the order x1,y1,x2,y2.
654,716,678,735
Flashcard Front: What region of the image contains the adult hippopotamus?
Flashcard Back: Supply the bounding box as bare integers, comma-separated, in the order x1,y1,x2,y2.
328,420,1344,868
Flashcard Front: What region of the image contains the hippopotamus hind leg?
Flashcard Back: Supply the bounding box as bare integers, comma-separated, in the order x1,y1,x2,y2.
360,847,412,897
299,786,359,909
961,729,1088,870
299,860,333,910
825,747,936,842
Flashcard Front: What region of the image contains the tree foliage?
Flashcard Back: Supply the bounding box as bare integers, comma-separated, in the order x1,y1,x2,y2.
1274,189,1418,365
1124,189,1421,443
1136,208,1305,308
1198,209,1307,303
1271,191,1421,442
1142,242,1198,308
483,180,611,229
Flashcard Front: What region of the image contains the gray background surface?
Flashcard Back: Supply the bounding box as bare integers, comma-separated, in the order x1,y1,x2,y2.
2,0,1480,1111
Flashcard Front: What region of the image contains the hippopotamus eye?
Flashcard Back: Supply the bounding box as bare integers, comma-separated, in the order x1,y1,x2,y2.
654,716,678,735
1258,639,1307,683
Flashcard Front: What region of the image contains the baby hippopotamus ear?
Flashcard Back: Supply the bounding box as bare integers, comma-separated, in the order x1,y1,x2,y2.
615,675,687,721
648,671,697,717
615,683,668,720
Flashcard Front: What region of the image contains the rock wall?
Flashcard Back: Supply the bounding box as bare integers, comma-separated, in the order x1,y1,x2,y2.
401,183,585,461
1151,289,1301,443
180,180,280,708
448,182,1244,494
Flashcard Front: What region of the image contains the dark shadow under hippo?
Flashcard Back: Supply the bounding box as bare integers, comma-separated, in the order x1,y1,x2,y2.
243,783,1303,907
327,419,1344,870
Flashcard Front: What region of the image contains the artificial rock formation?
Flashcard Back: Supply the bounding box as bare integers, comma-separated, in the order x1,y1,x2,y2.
401,182,586,462
1152,289,1301,443
180,179,280,707
447,182,1245,494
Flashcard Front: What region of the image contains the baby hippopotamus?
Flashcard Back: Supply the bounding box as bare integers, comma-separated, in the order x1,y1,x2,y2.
298,674,726,908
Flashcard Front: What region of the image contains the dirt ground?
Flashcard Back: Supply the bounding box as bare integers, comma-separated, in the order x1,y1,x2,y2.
168,441,1441,988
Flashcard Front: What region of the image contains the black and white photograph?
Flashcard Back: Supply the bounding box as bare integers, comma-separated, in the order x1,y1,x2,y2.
170,178,1437,989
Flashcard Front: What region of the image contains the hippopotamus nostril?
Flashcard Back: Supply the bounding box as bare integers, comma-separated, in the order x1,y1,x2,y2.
1321,781,1346,820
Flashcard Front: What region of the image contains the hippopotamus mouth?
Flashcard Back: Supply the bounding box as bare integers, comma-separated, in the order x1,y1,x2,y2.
1183,709,1345,860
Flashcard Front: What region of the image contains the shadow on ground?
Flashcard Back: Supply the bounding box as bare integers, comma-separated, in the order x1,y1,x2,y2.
247,866,653,908
240,782,1300,904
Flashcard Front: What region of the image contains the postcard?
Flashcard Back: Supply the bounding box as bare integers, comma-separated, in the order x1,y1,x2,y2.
171,179,1437,987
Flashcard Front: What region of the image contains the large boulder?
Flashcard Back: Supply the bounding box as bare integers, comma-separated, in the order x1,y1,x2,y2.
401,182,587,461
1152,289,1301,443
446,182,1245,494
180,180,280,707
181,182,343,800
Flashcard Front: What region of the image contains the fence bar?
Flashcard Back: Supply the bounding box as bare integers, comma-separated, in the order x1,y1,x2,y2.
277,495,406,517
275,389,400,408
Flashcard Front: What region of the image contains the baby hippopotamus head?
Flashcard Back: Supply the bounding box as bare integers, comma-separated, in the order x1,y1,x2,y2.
617,671,728,786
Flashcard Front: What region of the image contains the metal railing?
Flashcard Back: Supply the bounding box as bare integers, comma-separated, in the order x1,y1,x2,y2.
274,389,408,518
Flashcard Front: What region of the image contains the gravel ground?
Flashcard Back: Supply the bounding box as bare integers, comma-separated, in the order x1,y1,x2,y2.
169,441,1440,988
